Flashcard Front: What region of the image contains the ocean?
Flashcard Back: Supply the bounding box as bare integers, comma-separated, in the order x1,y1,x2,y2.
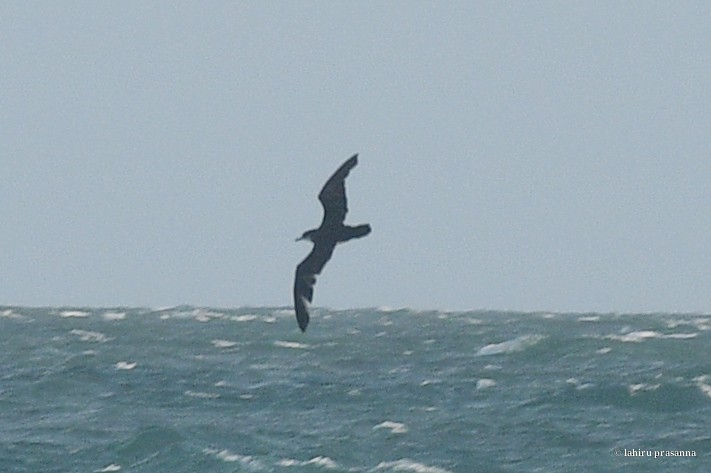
1,306,709,472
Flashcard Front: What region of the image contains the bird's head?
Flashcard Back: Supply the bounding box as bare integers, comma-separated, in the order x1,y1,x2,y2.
296,229,318,242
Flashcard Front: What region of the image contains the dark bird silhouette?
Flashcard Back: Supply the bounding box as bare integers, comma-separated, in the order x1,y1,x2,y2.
293,154,371,332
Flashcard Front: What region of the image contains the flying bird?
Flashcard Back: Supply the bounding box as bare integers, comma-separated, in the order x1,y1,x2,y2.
293,154,371,332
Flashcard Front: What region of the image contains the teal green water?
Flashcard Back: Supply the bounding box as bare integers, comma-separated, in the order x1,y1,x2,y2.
1,307,710,472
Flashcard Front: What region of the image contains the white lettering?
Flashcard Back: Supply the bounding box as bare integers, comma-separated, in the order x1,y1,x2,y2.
622,449,696,458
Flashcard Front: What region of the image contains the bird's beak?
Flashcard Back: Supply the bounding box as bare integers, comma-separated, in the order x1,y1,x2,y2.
295,236,304,242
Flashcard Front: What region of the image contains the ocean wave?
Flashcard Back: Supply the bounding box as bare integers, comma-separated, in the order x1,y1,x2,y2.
211,339,237,348
184,390,220,399
555,378,709,412
95,464,121,472
70,329,110,343
476,378,496,390
373,421,408,434
374,459,454,473
60,310,90,318
5,306,711,473
606,330,697,342
274,340,311,349
203,448,263,469
692,375,711,399
102,312,126,320
277,456,340,469
115,361,137,370
476,334,544,356
1,309,26,320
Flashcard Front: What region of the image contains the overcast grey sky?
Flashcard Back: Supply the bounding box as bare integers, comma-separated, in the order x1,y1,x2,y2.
2,2,710,313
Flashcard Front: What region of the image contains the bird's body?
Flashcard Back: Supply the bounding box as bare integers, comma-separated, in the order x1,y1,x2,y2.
293,154,371,332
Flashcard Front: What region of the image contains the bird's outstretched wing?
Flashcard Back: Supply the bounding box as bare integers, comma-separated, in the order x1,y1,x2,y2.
293,241,336,332
318,154,359,227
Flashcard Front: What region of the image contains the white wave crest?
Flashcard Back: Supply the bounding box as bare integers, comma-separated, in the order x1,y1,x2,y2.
70,329,109,343
274,340,311,349
607,331,697,343
185,390,220,399
373,420,408,434
203,448,263,469
476,378,496,389
628,383,661,395
277,456,339,469
115,361,137,370
1,309,25,319
477,334,544,356
375,459,454,473
61,310,89,318
95,464,121,472
692,375,711,399
212,339,237,348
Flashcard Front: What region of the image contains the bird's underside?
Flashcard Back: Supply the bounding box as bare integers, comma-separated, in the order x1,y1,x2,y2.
293,154,371,332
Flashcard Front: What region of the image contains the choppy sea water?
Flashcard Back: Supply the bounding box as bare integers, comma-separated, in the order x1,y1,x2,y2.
1,306,710,472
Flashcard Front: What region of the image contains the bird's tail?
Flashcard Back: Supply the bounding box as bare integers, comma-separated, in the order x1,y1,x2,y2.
338,224,371,242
